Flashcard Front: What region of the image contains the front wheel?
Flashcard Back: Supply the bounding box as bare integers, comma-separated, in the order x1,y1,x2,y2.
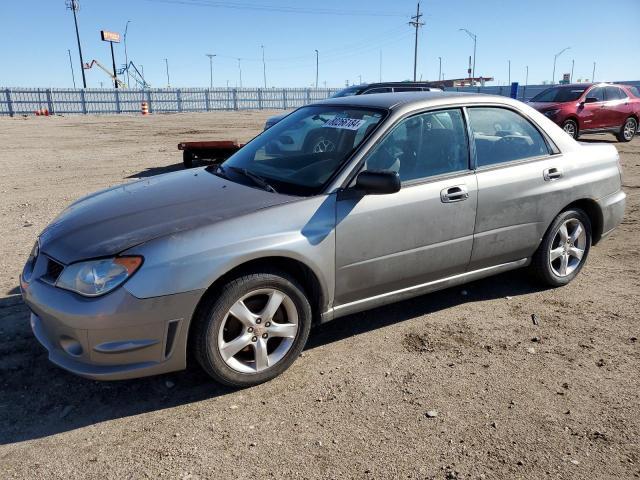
530,209,592,287
616,117,637,142
562,119,579,139
193,271,312,387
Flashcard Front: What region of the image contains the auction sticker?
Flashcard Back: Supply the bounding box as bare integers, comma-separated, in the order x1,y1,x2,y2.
322,117,366,130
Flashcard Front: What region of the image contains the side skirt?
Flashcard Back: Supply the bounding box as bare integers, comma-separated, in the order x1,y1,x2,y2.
320,258,530,323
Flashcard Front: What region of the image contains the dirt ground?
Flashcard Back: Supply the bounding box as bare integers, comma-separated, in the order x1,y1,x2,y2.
0,112,638,480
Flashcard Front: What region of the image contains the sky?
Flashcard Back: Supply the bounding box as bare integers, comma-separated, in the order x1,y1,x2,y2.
1,0,639,89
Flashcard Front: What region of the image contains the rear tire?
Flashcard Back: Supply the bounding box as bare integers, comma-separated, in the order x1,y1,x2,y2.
183,150,195,169
562,119,579,139
530,209,591,287
193,270,312,387
616,117,637,142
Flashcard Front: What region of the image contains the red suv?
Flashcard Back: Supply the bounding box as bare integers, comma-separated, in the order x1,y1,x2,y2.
529,83,640,142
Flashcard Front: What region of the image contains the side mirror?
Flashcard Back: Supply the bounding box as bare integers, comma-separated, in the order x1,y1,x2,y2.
585,97,598,104
355,170,401,195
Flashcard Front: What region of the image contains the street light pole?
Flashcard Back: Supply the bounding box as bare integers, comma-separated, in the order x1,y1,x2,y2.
237,58,242,88
438,56,442,81
508,59,511,85
571,59,574,83
261,45,267,89
164,58,170,88
206,54,216,88
592,61,596,82
67,49,76,88
552,46,570,84
123,20,131,86
459,28,477,85
315,49,319,88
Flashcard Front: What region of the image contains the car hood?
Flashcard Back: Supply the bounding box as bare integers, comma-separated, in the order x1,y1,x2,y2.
39,168,298,264
528,101,567,111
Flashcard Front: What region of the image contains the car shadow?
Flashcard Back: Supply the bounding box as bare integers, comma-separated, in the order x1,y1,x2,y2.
0,269,545,445
127,162,185,179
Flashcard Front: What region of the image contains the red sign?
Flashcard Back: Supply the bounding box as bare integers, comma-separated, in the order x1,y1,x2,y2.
100,30,121,43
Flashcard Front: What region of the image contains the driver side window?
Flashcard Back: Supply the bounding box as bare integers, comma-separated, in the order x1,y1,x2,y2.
363,108,470,182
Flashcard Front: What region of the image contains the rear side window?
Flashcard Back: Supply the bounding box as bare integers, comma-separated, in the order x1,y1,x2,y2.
628,86,640,97
605,86,627,100
467,107,550,167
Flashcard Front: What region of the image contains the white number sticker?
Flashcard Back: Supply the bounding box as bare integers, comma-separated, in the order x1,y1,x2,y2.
322,117,366,130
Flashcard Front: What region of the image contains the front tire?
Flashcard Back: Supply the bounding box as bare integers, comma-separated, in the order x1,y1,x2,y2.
193,271,312,387
616,117,637,142
562,119,579,139
530,209,591,287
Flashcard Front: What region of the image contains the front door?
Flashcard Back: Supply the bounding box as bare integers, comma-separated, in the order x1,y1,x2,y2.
577,86,606,130
334,108,477,306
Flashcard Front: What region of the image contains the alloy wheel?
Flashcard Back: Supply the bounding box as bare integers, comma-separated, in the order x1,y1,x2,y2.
624,119,637,141
563,122,576,138
217,288,299,374
549,218,587,277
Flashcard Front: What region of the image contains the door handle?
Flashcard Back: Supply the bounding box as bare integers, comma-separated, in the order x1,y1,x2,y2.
543,167,563,181
440,185,469,203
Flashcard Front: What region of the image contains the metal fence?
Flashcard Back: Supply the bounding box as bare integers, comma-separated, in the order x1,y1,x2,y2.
1,82,639,116
0,87,341,116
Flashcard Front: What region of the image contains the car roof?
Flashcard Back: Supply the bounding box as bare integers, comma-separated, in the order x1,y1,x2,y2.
350,82,441,89
311,90,495,110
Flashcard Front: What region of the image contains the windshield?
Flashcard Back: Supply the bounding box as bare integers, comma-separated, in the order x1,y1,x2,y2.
531,86,587,103
330,86,364,98
219,105,385,196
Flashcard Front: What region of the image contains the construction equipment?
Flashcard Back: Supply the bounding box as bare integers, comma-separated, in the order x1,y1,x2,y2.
118,61,150,88
83,59,127,88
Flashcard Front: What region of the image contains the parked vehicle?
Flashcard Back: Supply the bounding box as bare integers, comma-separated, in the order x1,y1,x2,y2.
528,83,640,142
21,92,625,387
179,140,244,168
263,82,443,130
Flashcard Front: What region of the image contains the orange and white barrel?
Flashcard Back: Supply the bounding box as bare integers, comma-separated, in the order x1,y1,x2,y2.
141,102,149,115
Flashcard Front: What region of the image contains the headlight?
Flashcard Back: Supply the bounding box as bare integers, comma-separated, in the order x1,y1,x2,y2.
544,109,560,117
56,256,143,297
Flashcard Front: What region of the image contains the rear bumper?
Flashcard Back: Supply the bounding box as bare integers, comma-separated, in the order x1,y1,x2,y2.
598,189,626,239
21,278,204,380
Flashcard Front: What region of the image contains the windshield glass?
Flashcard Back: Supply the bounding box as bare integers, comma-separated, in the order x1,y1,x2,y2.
531,86,587,103
219,105,385,196
330,86,364,98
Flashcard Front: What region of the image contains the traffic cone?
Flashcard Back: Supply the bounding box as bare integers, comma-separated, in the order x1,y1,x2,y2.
141,102,149,115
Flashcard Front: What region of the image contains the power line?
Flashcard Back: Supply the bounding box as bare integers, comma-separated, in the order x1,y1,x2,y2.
142,0,407,17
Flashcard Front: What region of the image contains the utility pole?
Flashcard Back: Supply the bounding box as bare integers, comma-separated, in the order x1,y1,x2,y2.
237,58,243,88
570,59,575,83
315,49,319,88
459,28,477,85
552,46,570,84
66,0,86,88
358,74,362,84
409,2,424,82
67,49,76,88
206,54,216,88
379,50,382,83
261,45,267,89
525,65,529,86
592,61,596,82
508,59,511,85
123,20,131,86
164,58,170,87
438,56,442,81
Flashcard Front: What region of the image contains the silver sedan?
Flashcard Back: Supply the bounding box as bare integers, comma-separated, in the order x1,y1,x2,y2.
21,92,626,386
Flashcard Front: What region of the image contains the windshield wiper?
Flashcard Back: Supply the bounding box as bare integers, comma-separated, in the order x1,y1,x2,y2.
227,166,277,193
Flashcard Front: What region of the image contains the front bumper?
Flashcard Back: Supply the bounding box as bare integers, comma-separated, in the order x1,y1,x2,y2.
21,277,204,380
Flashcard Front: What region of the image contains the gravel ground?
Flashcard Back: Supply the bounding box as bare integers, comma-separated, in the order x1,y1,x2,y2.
0,112,638,479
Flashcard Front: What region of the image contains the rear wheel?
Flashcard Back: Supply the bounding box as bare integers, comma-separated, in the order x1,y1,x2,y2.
193,270,312,387
530,209,591,287
616,117,637,142
562,119,579,139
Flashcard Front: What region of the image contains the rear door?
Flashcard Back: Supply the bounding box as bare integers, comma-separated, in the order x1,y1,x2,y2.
334,108,477,306
603,86,631,129
467,106,572,270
